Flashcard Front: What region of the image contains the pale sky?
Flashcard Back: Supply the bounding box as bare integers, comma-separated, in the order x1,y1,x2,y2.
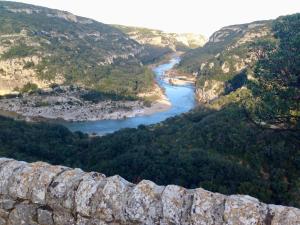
9,0,300,37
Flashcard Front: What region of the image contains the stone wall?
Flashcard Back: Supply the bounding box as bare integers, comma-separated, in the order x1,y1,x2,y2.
0,158,299,225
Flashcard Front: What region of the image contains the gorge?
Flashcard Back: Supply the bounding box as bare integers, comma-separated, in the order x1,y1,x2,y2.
0,1,299,224
62,56,196,135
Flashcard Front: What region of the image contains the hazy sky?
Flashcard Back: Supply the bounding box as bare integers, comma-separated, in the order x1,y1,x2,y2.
12,0,300,37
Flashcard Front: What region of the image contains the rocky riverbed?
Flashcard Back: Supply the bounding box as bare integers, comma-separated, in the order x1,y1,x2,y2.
0,85,170,122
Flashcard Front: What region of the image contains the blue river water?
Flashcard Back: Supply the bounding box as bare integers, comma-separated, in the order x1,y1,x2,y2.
61,57,196,135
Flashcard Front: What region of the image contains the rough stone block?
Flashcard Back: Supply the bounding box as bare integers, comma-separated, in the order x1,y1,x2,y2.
125,180,164,224
8,202,38,225
0,160,27,195
223,195,268,225
190,188,225,225
37,208,54,225
47,168,85,211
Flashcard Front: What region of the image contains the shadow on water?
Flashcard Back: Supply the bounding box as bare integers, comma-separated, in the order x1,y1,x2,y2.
61,57,196,135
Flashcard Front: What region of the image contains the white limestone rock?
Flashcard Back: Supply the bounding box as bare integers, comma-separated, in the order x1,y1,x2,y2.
0,160,27,195
0,158,299,225
75,172,106,217
161,185,192,225
8,162,49,200
223,195,268,225
47,168,85,211
8,202,38,225
32,164,67,204
0,158,12,166
268,204,300,225
190,188,226,225
94,175,132,222
125,180,164,224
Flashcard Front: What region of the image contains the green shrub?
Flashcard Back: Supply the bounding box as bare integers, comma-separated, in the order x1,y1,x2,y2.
1,44,36,59
20,82,38,93
23,61,35,69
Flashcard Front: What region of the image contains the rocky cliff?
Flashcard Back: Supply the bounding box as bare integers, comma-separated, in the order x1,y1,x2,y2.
177,20,273,103
0,158,299,225
113,25,207,51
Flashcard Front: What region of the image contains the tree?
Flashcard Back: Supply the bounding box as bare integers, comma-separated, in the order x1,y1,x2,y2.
248,14,300,129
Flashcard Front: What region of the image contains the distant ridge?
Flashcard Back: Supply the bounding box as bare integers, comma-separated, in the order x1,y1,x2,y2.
113,24,207,51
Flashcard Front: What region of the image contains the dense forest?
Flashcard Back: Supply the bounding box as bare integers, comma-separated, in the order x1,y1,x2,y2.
0,13,299,210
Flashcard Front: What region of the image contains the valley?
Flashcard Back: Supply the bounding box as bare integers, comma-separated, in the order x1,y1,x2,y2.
0,1,198,128
0,54,194,131
0,11,298,209
62,56,196,134
0,1,299,223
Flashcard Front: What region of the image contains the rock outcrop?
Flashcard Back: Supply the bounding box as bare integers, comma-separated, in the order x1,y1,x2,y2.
113,25,207,51
195,80,224,103
0,158,299,225
178,20,274,104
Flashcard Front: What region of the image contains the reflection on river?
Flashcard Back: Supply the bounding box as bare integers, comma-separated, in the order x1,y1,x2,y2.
62,57,196,135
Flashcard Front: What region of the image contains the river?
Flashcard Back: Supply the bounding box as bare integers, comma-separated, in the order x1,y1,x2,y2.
62,56,196,135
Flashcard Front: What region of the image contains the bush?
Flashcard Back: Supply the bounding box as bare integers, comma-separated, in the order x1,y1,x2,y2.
1,44,36,59
20,82,38,93
23,61,35,69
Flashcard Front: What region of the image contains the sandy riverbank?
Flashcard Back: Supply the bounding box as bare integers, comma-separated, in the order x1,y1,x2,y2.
137,83,171,116
164,69,196,86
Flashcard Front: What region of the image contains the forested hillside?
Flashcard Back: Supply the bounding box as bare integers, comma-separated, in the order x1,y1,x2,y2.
0,13,299,209
0,1,164,97
177,20,274,103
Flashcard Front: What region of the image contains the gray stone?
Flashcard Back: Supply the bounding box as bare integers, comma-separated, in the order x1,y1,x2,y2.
75,172,105,217
223,195,268,225
76,215,107,225
52,211,75,225
0,208,9,219
0,217,6,225
37,208,54,225
0,158,299,225
47,168,85,211
76,215,90,225
8,162,49,200
0,158,12,166
0,198,16,210
190,188,225,225
32,164,67,204
268,204,300,225
0,160,27,195
125,180,164,224
161,185,192,225
8,202,38,225
94,175,132,222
